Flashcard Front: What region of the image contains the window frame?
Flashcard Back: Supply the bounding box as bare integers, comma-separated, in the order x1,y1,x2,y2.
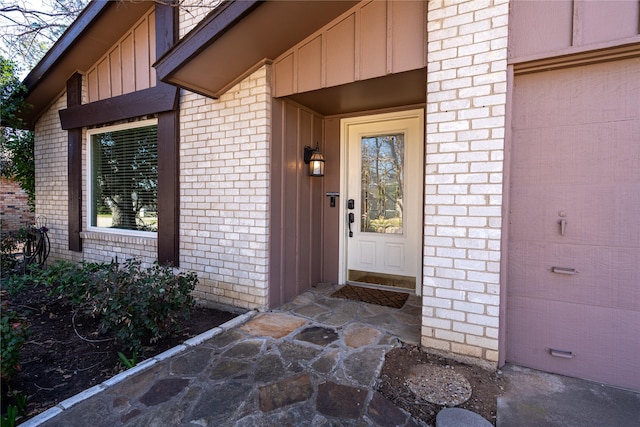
86,118,159,238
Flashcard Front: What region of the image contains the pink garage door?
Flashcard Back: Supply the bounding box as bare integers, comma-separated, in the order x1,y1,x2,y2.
507,56,640,391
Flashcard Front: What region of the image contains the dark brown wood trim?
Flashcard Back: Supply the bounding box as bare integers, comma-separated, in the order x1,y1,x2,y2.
67,72,83,252
157,110,180,266
155,2,180,266
155,0,261,83
155,1,178,57
23,2,110,92
58,83,179,130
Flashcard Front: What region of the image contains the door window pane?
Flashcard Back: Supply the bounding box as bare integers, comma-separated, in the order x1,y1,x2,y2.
360,133,404,234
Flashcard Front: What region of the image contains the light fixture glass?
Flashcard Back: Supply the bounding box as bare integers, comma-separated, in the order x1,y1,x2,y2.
304,143,325,177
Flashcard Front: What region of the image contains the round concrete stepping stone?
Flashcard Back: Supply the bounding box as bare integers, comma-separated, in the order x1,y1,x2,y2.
406,364,472,406
436,407,492,427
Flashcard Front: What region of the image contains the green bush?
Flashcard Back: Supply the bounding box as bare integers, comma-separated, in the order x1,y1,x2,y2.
0,300,29,382
0,232,19,277
89,259,197,351
23,259,197,353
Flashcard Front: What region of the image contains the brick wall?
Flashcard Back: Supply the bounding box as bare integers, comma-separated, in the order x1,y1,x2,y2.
422,0,509,365
34,93,82,263
0,177,34,234
178,66,271,310
179,2,219,37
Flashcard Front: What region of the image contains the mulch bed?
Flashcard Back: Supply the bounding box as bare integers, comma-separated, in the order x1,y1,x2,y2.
1,284,237,422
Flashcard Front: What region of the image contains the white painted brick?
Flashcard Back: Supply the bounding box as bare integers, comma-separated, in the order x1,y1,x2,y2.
435,329,465,343
454,259,486,271
458,107,489,120
456,173,488,184
442,11,475,28
453,300,485,315
436,308,466,322
422,337,451,352
423,315,452,329
466,335,498,351
434,273,463,288
453,321,484,336
437,184,469,195
425,256,454,268
437,205,468,216
434,281,467,297
451,343,483,358
436,247,466,258
468,292,500,306
439,120,470,132
454,238,486,250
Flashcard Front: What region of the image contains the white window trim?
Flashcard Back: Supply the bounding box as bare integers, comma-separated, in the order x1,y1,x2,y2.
86,118,159,238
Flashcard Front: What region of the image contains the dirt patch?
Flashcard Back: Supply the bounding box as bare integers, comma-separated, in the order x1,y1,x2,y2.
1,285,237,422
378,345,506,426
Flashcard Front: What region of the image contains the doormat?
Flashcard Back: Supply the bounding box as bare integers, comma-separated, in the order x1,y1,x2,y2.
331,285,409,309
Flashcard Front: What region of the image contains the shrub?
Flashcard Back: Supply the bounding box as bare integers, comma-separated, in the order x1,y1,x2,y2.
22,259,198,353
89,259,197,351
0,232,19,277
0,295,29,382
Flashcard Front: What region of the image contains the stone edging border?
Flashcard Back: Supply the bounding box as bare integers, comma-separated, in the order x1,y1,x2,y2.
19,310,258,427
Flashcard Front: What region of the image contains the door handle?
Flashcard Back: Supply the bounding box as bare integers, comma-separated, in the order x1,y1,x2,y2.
559,218,567,236
348,212,355,237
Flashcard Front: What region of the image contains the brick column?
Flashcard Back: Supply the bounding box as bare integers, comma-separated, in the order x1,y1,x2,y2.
422,0,509,365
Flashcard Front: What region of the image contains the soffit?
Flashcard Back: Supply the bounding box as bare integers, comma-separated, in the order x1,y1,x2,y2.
155,0,359,98
22,1,154,129
286,69,426,117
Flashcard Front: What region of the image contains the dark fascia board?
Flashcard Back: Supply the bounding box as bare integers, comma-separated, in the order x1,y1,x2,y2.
154,0,262,86
22,0,109,92
58,83,179,130
20,0,153,129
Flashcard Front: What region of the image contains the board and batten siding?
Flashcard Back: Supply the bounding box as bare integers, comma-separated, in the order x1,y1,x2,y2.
509,0,640,61
86,6,156,102
269,99,324,308
273,0,426,97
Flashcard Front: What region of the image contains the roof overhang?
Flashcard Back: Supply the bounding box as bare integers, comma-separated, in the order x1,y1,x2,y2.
155,0,359,99
20,0,154,129
286,69,427,117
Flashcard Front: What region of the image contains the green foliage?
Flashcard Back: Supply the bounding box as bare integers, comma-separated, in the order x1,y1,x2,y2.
0,390,27,426
0,299,30,382
1,404,17,427
117,351,137,369
89,260,197,352
0,57,34,209
23,259,197,353
0,230,19,276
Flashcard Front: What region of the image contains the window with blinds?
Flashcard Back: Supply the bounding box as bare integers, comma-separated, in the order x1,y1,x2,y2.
88,120,158,233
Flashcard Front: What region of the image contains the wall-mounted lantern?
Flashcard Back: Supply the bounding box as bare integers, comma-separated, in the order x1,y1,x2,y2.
304,143,325,177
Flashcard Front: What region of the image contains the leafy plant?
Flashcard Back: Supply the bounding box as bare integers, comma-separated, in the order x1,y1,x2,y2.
1,391,27,426
1,404,17,427
0,231,19,277
16,258,198,353
0,301,29,382
117,351,137,369
89,259,197,352
1,58,35,209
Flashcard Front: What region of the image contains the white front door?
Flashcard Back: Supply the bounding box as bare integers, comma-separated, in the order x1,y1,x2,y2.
340,110,424,294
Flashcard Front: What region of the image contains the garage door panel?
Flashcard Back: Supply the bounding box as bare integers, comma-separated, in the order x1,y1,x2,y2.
507,56,640,390
506,295,640,391
508,242,640,311
512,58,640,130
510,183,640,247
512,121,640,186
